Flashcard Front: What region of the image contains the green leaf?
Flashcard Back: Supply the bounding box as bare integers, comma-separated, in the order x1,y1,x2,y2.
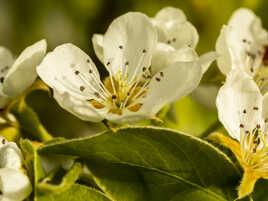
39,126,241,201
37,161,82,194
21,139,46,186
37,184,112,201
13,99,53,142
252,179,268,201
20,139,46,201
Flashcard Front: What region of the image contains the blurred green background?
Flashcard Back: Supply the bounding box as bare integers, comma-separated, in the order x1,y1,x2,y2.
1,0,267,139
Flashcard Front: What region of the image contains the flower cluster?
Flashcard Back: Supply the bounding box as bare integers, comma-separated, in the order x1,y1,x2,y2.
215,8,268,199
1,5,268,201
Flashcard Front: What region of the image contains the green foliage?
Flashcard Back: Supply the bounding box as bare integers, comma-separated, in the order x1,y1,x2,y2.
38,184,112,201
39,126,241,201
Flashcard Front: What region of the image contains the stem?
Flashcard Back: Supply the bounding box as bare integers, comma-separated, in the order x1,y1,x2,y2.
201,119,222,138
13,99,53,142
238,169,259,200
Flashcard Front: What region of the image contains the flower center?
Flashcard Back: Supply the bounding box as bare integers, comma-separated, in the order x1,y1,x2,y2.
239,107,268,172
241,128,268,172
77,47,159,115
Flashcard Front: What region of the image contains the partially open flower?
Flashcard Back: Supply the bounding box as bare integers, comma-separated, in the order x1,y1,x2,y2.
216,8,268,94
37,12,204,124
0,40,47,109
0,136,32,201
214,69,268,199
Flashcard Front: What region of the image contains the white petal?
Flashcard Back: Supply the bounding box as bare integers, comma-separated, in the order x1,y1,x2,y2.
262,92,268,133
151,43,175,75
0,47,14,96
3,39,47,97
191,84,219,110
199,51,217,74
216,69,263,141
104,109,151,124
154,7,187,25
172,45,199,62
103,12,157,81
157,21,199,50
53,90,104,122
151,43,199,75
0,142,22,169
38,44,101,99
142,61,202,114
215,25,233,75
0,168,32,201
37,44,105,122
92,34,104,63
153,7,198,49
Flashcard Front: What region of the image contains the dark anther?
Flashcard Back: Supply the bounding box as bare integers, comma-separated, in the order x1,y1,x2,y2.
119,45,123,49
142,49,146,53
125,61,129,65
250,67,254,73
107,62,111,66
167,40,171,44
147,75,152,79
172,38,176,42
2,139,6,144
252,148,257,153
89,69,93,74
155,77,161,82
243,109,247,114
0,77,4,83
256,124,261,129
265,118,268,123
86,59,90,63
75,70,80,75
94,92,100,98
160,72,164,77
253,106,259,110
263,46,268,65
142,67,146,72
242,39,247,43
80,86,85,92
245,130,250,134
112,95,117,99
246,51,256,60
239,124,244,128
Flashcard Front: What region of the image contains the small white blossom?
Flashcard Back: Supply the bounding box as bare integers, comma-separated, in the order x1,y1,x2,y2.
216,8,268,94
0,136,32,201
0,40,47,108
217,69,268,176
37,12,204,124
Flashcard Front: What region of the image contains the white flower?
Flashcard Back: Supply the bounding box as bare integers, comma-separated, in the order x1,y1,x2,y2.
0,136,32,201
37,12,204,124
93,7,216,110
93,7,216,75
0,40,47,108
216,69,268,198
216,8,268,94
